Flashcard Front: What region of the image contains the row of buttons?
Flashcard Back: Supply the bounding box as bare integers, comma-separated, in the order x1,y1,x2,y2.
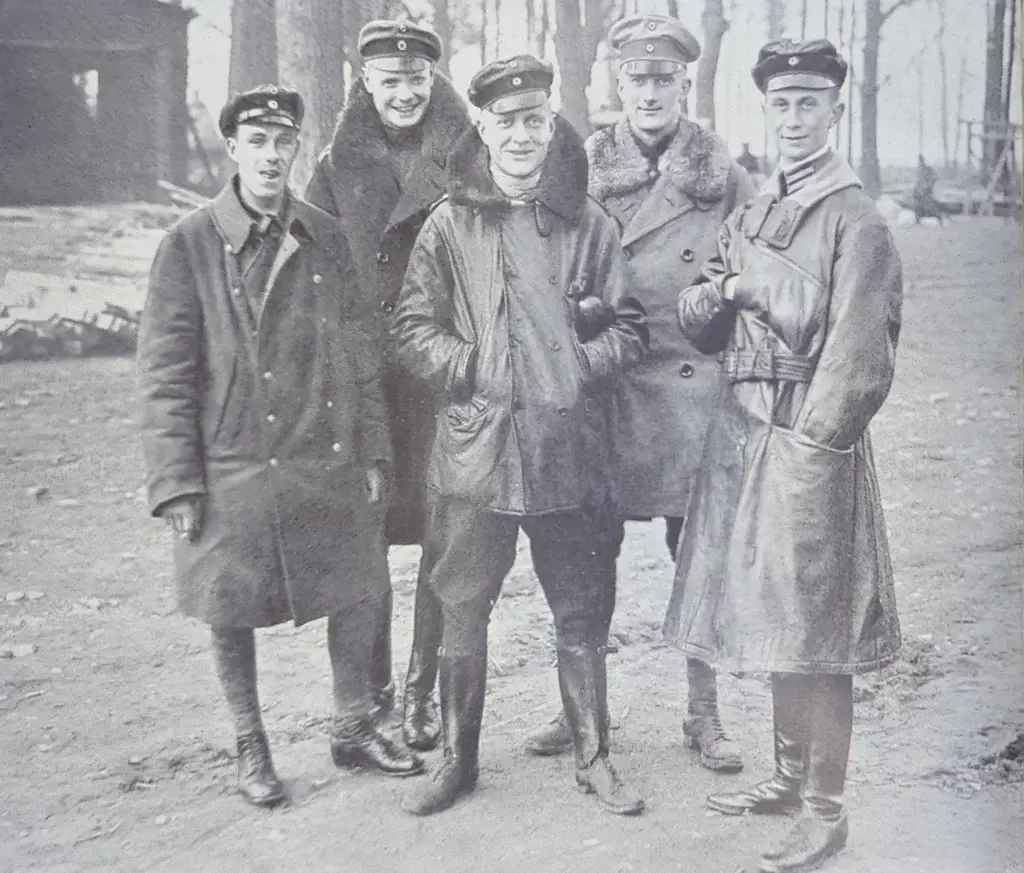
622,247,695,263
267,442,344,468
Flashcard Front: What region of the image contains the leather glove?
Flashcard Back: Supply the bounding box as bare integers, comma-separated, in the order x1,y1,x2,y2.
574,295,616,342
159,495,204,543
722,274,761,310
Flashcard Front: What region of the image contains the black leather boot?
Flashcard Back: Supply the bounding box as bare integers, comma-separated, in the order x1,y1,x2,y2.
559,645,644,816
758,675,852,873
684,657,744,773
236,729,286,808
330,714,424,777
405,655,485,816
369,589,394,722
708,673,805,815
523,708,573,756
402,569,442,751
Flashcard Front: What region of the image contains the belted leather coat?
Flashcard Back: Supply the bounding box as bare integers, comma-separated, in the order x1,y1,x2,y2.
663,152,903,673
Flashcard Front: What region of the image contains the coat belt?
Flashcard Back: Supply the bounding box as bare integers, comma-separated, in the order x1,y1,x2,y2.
722,348,816,383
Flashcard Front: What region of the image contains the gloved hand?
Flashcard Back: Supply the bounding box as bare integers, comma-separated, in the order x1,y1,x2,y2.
722,273,761,309
574,295,616,342
159,495,205,543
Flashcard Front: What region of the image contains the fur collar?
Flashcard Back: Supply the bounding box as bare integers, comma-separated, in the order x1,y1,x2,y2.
447,115,589,223
586,117,732,204
327,72,469,177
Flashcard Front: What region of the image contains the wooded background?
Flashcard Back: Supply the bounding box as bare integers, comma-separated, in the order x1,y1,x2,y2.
221,0,1018,198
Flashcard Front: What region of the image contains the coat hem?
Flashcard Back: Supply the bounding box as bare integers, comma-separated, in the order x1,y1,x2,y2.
664,639,902,675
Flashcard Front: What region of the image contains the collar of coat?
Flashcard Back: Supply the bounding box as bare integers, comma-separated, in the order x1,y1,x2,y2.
211,178,331,254
586,117,732,204
447,114,589,223
761,149,862,210
326,72,469,188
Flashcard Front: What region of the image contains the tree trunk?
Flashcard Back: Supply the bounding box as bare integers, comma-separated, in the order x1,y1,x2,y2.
229,0,278,96
342,1,388,81
432,0,453,77
983,0,1008,178
860,0,883,197
766,0,785,40
847,0,856,163
694,0,727,131
667,0,680,17
553,0,603,136
936,0,950,167
800,0,809,39
276,0,347,190
952,50,968,168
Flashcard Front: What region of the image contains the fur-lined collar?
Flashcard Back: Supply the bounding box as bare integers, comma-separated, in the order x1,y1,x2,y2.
587,117,732,203
447,115,589,223
327,72,469,175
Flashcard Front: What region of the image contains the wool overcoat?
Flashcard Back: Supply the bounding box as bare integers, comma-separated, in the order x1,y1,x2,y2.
138,183,392,628
663,152,903,674
306,74,471,544
391,118,648,515
586,119,754,518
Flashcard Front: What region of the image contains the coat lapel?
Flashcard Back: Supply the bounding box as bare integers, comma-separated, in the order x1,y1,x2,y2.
387,156,447,230
258,230,302,329
620,174,699,248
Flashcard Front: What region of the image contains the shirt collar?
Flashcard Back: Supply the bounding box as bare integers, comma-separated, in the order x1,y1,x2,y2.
213,176,302,254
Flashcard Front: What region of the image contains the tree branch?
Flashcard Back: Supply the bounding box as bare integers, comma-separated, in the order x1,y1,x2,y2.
876,24,943,91
881,0,923,25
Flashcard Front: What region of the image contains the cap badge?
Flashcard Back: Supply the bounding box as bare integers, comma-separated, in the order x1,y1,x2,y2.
647,20,657,30
509,60,518,67
512,76,522,86
645,43,655,53
268,99,279,109
788,56,800,66
398,23,407,33
397,39,407,51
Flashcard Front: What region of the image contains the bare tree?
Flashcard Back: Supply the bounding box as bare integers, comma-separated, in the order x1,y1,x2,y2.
553,0,604,136
431,0,453,76
860,0,925,198
276,0,348,189
666,0,680,17
800,0,808,39
934,0,950,167
952,50,969,168
766,0,786,41
983,0,1009,179
341,1,389,80
694,0,728,131
229,0,279,95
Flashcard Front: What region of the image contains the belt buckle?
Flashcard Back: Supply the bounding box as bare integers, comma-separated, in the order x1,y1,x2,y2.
752,338,777,379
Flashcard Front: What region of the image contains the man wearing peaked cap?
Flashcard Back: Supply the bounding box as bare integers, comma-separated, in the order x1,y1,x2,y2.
523,14,755,770
139,82,425,810
307,20,472,756
667,37,902,873
391,55,648,818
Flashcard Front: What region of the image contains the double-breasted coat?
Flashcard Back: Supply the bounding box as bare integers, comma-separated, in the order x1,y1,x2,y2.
663,152,903,673
586,118,754,518
138,183,392,628
391,118,648,515
306,74,471,544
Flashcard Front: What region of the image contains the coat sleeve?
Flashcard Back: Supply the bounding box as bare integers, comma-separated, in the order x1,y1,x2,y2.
305,154,340,217
793,212,903,448
677,212,742,354
390,213,477,397
577,214,649,380
137,228,206,517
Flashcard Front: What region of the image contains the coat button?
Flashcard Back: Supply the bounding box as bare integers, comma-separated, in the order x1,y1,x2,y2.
326,401,334,409
550,341,561,351
313,273,323,284
623,249,632,261
232,287,242,296
332,442,342,452
376,251,390,264
263,371,272,381
548,275,558,285
266,413,275,423
269,457,278,467
681,249,695,262
679,363,695,378
380,301,395,314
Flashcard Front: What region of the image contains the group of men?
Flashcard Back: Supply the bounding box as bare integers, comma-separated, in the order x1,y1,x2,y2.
138,14,903,873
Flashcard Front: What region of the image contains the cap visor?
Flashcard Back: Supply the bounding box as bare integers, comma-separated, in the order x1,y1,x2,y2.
766,72,837,91
364,56,432,73
236,113,300,130
620,59,685,75
485,90,549,114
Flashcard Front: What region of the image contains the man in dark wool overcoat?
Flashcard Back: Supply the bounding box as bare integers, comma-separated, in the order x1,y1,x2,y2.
138,86,424,809
664,40,903,873
306,20,472,751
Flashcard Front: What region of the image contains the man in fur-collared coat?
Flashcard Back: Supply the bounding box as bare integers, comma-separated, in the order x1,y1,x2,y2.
524,15,755,773
305,20,471,752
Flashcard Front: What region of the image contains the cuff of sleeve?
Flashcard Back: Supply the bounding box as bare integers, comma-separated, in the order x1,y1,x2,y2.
447,342,478,397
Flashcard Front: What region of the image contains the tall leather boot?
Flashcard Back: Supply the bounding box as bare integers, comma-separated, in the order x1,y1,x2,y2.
369,588,395,722
402,566,442,751
404,654,485,816
684,657,744,772
330,714,424,777
759,675,852,873
559,645,644,816
709,673,806,815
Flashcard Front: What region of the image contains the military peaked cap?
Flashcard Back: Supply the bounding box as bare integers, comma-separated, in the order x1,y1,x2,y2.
752,39,848,93
358,19,442,65
608,15,701,75
468,55,554,113
219,85,303,137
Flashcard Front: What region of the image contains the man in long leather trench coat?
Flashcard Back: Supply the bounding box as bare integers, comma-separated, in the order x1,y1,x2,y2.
524,14,754,775
391,57,648,818
664,41,903,873
138,87,424,809
305,21,472,751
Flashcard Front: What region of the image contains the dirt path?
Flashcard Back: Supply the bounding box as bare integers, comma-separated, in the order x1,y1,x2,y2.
0,219,1021,873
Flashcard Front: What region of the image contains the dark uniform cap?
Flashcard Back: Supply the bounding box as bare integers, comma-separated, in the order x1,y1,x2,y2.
219,85,303,137
608,15,701,76
468,55,554,113
358,19,442,69
752,39,848,93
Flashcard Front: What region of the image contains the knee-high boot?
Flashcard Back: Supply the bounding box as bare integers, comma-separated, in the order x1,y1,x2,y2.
404,654,485,816
558,644,644,816
369,587,394,721
759,675,852,873
684,657,744,772
402,556,443,751
708,672,806,814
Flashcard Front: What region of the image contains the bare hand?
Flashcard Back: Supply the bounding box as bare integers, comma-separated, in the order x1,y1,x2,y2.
365,465,387,506
159,496,204,543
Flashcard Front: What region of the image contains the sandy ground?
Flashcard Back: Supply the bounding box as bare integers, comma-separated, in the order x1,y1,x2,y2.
0,218,1021,873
